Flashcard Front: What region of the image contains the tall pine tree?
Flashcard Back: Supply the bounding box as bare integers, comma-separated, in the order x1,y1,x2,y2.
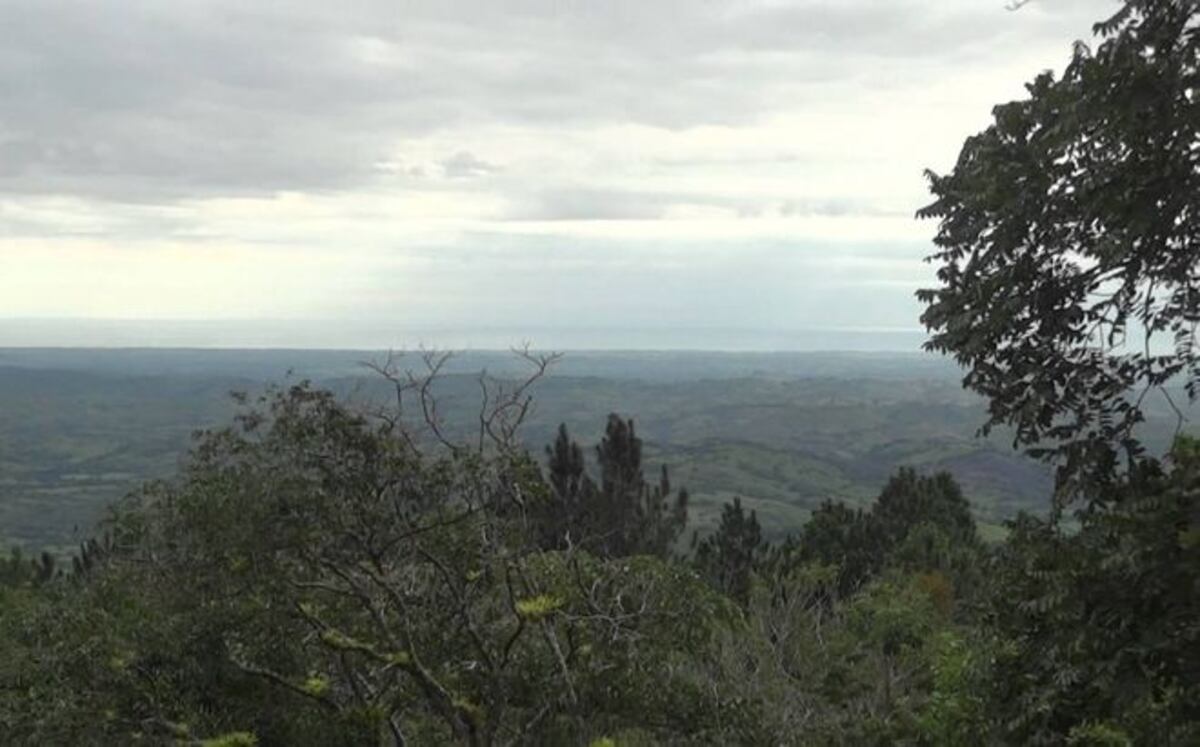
694,496,763,605
537,414,688,558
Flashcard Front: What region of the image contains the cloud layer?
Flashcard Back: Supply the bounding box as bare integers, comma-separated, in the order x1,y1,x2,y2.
0,0,1110,345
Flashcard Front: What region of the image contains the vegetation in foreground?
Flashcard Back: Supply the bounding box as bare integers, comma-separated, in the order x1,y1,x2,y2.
1,373,1197,744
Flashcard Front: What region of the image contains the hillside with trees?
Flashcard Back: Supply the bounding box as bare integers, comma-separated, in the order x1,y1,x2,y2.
0,353,1085,553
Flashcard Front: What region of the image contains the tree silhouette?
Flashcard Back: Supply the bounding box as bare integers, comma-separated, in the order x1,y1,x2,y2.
918,0,1200,499
694,496,763,605
537,415,688,558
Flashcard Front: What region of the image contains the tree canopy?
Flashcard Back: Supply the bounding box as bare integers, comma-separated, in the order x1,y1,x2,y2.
536,416,688,559
918,0,1200,497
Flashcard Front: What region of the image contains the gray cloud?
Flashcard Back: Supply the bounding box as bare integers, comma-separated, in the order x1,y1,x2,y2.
0,0,1104,202
501,186,906,222
439,151,500,179
504,188,671,221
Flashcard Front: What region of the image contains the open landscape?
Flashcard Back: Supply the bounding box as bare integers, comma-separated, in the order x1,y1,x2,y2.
4,0,1199,743
0,348,1002,550
3,347,1195,554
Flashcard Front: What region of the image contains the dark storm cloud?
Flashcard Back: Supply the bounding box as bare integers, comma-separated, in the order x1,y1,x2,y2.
0,0,1104,202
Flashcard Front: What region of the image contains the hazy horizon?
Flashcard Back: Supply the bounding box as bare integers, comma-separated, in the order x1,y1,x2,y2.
0,318,929,352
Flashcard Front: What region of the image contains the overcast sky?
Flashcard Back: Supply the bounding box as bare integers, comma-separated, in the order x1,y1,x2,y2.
0,0,1113,349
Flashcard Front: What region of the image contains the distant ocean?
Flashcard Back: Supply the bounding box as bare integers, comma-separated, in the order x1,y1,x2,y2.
0,319,929,353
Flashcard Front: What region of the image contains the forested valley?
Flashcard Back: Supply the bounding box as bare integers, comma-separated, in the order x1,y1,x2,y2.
3,1,1200,744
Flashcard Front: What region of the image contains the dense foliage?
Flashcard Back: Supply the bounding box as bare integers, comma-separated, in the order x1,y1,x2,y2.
1,385,736,745
4,377,1194,744
918,0,1200,495
982,438,1200,744
536,418,688,558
